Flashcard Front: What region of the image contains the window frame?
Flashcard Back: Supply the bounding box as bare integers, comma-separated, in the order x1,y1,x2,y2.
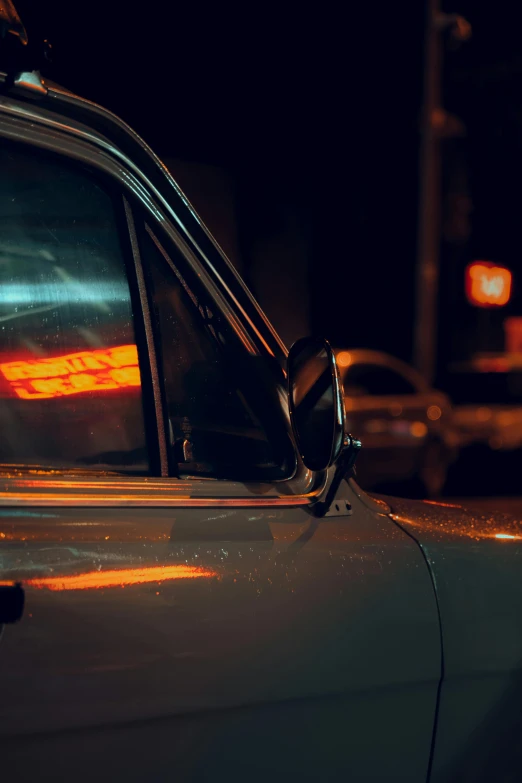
0,139,163,476
0,95,319,505
131,213,298,482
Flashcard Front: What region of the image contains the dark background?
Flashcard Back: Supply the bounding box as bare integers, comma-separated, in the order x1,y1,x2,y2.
437,0,522,388
13,1,423,353
12,1,522,380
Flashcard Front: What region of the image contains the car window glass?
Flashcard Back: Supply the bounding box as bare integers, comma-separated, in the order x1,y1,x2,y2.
138,223,295,481
0,144,149,473
343,363,417,396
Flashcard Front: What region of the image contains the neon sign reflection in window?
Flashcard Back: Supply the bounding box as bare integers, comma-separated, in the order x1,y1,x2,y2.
0,344,141,399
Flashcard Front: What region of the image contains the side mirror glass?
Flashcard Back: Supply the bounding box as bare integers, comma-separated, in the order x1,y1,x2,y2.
287,336,345,471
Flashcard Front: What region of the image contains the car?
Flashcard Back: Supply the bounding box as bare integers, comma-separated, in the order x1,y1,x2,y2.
445,354,522,448
337,349,457,496
1,5,522,782
441,354,522,494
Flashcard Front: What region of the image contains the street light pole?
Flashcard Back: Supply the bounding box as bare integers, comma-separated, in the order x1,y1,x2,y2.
413,0,443,385
413,3,471,384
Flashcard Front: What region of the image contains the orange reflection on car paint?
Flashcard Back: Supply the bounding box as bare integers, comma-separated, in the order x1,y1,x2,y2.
24,564,216,591
392,512,522,542
0,344,140,399
423,500,463,509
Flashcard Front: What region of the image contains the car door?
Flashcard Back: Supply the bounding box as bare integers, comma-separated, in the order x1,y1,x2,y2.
0,119,441,782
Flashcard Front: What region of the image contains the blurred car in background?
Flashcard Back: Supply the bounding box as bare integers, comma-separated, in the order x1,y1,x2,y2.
336,349,458,497
440,353,522,494
448,354,522,451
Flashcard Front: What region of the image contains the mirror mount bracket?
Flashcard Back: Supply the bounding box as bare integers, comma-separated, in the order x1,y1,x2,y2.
312,434,362,518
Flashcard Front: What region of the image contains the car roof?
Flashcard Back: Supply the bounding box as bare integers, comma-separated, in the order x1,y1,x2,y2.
339,349,431,393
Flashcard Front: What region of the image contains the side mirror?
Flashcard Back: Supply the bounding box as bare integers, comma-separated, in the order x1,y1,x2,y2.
287,336,345,470
287,336,361,516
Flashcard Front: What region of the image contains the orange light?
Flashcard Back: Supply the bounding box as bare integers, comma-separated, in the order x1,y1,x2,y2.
0,344,141,399
24,564,216,591
392,512,522,542
504,316,522,353
427,405,442,421
410,421,428,438
337,351,352,368
466,261,512,307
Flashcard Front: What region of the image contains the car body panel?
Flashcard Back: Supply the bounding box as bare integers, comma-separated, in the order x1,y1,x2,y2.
382,494,522,781
0,486,440,780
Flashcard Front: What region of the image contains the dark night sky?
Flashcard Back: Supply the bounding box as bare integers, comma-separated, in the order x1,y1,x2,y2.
9,2,446,360
436,0,522,382
11,1,522,371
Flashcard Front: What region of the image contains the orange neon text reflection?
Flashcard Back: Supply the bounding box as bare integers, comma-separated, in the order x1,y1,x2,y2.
14,564,217,591
0,344,141,399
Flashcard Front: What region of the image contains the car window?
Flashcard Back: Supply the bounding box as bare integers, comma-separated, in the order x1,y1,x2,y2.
0,144,149,473
343,363,417,396
138,222,296,481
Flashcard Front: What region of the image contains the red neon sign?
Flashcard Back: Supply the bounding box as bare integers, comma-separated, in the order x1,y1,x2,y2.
0,344,141,399
466,261,512,308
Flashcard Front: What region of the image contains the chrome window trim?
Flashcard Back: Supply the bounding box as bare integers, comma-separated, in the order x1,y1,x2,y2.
46,85,289,360
0,96,320,503
0,497,312,508
123,197,169,477
0,475,323,508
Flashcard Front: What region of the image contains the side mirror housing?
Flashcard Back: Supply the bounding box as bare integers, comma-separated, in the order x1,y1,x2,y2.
287,336,361,515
